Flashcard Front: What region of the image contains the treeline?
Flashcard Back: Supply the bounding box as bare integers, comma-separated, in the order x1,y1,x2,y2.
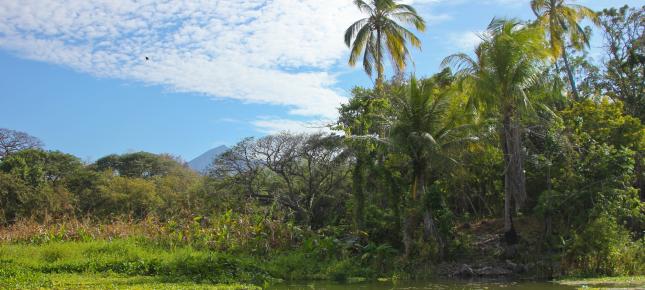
0,149,203,221
0,3,643,278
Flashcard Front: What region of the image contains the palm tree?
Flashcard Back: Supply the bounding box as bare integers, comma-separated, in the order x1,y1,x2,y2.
531,0,599,100
443,19,547,244
390,74,475,257
345,0,426,88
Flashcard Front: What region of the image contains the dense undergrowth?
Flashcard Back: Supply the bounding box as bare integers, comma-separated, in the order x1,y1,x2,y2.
0,239,271,286
1,3,644,289
0,237,381,288
0,217,403,286
1,216,643,289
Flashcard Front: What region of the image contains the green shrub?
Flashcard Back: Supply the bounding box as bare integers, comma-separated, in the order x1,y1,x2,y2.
40,247,67,263
326,259,353,282
0,264,52,289
161,250,272,285
565,215,644,276
266,251,316,280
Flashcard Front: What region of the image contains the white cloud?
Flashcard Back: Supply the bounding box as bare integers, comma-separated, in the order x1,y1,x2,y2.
487,0,530,5
407,0,528,5
425,13,453,24
449,31,483,52
253,118,334,135
0,0,364,119
405,0,443,3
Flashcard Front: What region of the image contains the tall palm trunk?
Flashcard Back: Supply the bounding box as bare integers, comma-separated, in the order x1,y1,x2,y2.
501,109,526,244
561,48,580,100
353,157,365,230
403,161,422,258
375,28,384,89
422,204,444,258
544,163,553,240
403,160,442,258
635,152,644,202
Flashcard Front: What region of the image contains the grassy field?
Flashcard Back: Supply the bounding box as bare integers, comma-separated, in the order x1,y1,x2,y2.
2,238,643,289
0,239,273,289
0,237,370,289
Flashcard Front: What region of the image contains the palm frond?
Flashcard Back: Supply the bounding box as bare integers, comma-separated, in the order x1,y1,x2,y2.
530,0,549,17
345,0,425,82
348,24,373,67
345,18,370,47
364,34,379,76
353,0,374,14
391,7,426,31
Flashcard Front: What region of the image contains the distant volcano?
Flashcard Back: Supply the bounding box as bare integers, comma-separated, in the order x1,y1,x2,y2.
187,145,228,173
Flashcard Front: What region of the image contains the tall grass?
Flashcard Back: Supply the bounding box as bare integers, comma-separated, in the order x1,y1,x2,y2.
0,239,274,286
0,214,364,287
0,212,300,254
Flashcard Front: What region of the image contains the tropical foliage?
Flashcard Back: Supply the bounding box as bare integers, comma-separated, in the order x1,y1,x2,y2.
345,0,426,86
443,18,549,243
1,2,644,287
531,0,600,99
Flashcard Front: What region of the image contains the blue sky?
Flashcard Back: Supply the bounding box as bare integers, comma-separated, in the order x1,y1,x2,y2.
0,0,639,161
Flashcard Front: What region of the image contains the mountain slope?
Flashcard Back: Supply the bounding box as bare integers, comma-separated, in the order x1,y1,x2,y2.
188,145,228,173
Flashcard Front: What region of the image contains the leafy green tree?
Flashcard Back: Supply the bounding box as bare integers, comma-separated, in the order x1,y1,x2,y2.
95,176,161,218
596,6,645,201
531,0,599,100
561,99,645,202
94,152,186,178
445,139,504,219
566,214,644,275
530,99,644,275
536,141,642,274
155,168,202,216
66,169,105,215
443,18,548,243
0,149,84,220
598,5,644,122
0,149,83,189
567,50,604,99
345,0,425,87
211,133,351,229
561,99,644,150
0,172,30,223
389,74,474,257
336,85,394,230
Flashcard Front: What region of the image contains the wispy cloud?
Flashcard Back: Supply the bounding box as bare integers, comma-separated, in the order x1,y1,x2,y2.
448,31,483,52
253,117,334,135
425,13,453,24
487,0,530,6
0,0,364,119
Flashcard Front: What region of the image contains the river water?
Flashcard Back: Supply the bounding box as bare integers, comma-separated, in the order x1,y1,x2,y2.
267,280,577,290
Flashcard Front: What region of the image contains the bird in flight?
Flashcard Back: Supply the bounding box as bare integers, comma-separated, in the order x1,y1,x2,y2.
145,56,149,61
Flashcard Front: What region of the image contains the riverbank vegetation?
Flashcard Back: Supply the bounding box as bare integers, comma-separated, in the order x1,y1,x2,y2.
1,1,644,288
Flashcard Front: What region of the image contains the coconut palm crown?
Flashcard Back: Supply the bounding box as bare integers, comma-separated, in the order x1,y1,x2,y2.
442,18,548,243
345,0,426,87
530,0,599,99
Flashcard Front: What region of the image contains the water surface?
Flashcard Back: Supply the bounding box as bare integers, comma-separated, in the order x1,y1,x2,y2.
268,280,576,290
